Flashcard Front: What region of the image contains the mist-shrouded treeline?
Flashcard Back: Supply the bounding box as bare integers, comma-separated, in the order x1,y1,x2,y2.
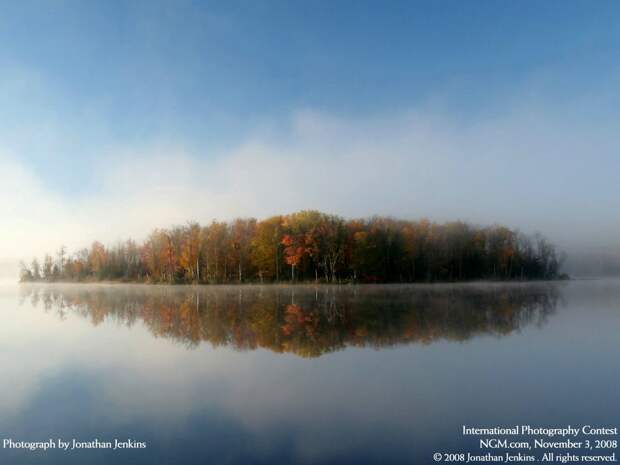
19,210,565,284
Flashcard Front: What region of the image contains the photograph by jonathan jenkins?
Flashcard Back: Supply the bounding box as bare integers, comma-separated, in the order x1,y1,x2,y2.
1,1,619,465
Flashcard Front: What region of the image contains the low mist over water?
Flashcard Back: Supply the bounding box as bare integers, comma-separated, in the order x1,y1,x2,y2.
1,280,618,464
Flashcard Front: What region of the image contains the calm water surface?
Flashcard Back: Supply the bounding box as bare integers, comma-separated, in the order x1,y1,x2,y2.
1,280,618,464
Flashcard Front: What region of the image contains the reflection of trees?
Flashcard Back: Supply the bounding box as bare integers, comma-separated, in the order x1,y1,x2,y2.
20,284,559,358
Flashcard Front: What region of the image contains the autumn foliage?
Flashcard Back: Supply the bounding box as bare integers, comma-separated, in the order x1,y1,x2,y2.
20,210,565,284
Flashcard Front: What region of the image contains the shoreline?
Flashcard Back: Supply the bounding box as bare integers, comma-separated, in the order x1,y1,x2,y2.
17,278,570,287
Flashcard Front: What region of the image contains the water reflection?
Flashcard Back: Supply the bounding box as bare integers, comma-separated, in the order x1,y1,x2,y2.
20,283,559,357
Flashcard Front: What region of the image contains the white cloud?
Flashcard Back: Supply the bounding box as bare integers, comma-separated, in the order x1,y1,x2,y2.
1,103,619,269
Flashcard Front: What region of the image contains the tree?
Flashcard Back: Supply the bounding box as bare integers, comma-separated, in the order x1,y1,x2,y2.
180,222,202,282
25,211,564,284
251,216,283,282
43,254,54,281
316,215,346,282
31,258,41,281
281,234,305,282
89,241,108,279
230,218,257,283
56,245,67,275
19,261,33,282
204,221,230,283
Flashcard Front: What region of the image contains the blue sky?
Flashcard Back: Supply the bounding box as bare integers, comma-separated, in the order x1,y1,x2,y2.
2,0,619,186
1,1,620,261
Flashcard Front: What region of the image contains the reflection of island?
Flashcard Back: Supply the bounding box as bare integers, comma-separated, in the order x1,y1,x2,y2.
21,284,559,358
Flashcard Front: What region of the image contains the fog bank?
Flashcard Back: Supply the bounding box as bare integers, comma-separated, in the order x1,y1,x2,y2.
1,104,619,275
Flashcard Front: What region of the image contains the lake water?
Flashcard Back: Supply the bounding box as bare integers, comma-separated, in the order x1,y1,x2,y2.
1,280,618,464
